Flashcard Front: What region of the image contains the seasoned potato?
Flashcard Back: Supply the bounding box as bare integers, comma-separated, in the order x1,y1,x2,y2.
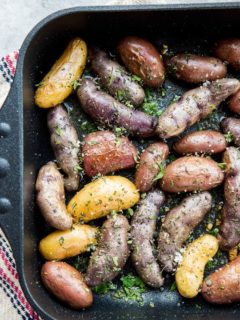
158,192,212,272
67,176,140,222
161,156,224,193
83,130,138,177
229,90,240,114
36,162,72,230
165,54,227,83
221,117,240,147
39,224,98,260
35,38,87,108
176,234,219,298
173,130,227,155
156,78,240,139
117,36,165,87
77,78,157,138
90,47,145,106
219,147,240,250
202,256,240,304
86,214,130,286
135,142,169,192
41,261,93,309
214,38,240,70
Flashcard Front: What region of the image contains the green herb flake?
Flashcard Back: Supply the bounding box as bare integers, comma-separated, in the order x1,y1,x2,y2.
141,101,162,117
71,79,81,90
224,131,234,143
218,162,227,170
131,75,142,83
58,236,64,246
55,126,62,136
153,163,165,181
208,227,219,236
93,282,117,295
170,281,177,292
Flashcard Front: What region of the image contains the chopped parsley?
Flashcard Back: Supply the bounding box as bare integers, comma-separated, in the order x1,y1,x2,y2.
224,131,234,143
131,75,142,83
141,101,163,117
55,126,62,136
218,162,227,170
58,236,64,246
93,282,117,295
71,79,81,90
153,163,165,181
170,281,177,292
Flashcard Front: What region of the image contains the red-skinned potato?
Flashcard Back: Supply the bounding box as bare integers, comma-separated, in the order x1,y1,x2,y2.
229,90,240,114
165,54,227,83
202,256,240,304
214,38,240,70
135,142,169,192
83,130,138,177
173,130,227,155
117,36,165,87
161,156,224,193
41,261,93,309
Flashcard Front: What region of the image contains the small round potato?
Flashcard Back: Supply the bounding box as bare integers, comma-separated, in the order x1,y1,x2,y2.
173,130,227,155
41,261,93,309
202,256,240,304
67,176,140,222
161,156,224,193
229,90,240,114
35,38,87,108
165,54,227,83
214,38,240,70
117,36,165,87
176,234,219,298
39,224,98,260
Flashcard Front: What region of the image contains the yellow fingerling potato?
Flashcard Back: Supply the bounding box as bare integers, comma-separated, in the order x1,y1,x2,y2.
35,38,87,108
39,224,98,260
67,176,140,222
176,234,219,298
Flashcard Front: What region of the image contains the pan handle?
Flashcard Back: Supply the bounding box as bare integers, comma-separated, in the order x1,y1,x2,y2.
0,79,22,268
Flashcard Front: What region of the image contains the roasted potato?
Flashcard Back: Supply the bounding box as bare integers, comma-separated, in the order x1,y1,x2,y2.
41,261,93,309
219,147,240,250
156,78,240,139
86,214,130,286
35,38,87,108
67,176,140,222
165,54,227,83
36,162,72,230
161,156,224,193
90,47,145,106
48,105,81,191
173,130,227,155
131,190,165,287
158,192,212,272
202,256,240,304
39,224,98,260
117,36,165,87
214,38,240,70
176,234,219,298
77,78,157,137
135,142,169,192
229,90,240,114
221,117,240,147
83,130,138,177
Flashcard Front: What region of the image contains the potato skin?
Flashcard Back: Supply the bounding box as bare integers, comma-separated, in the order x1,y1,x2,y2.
202,256,240,304
67,176,140,222
161,156,224,193
221,117,240,147
157,78,240,139
86,214,130,286
176,234,219,298
41,261,93,309
90,47,145,106
131,190,165,287
135,142,169,192
158,192,212,272
173,130,227,155
165,54,227,83
117,36,165,87
47,105,81,191
35,38,87,108
83,130,138,177
36,162,72,230
214,38,240,71
229,90,240,114
39,224,98,260
77,78,157,137
219,147,240,250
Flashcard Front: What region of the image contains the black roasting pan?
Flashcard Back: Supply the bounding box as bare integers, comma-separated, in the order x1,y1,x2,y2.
1,3,240,320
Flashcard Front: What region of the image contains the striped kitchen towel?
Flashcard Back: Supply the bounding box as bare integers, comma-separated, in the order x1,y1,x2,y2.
0,51,41,320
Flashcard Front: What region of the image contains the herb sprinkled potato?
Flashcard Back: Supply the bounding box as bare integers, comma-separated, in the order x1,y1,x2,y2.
35,38,87,108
